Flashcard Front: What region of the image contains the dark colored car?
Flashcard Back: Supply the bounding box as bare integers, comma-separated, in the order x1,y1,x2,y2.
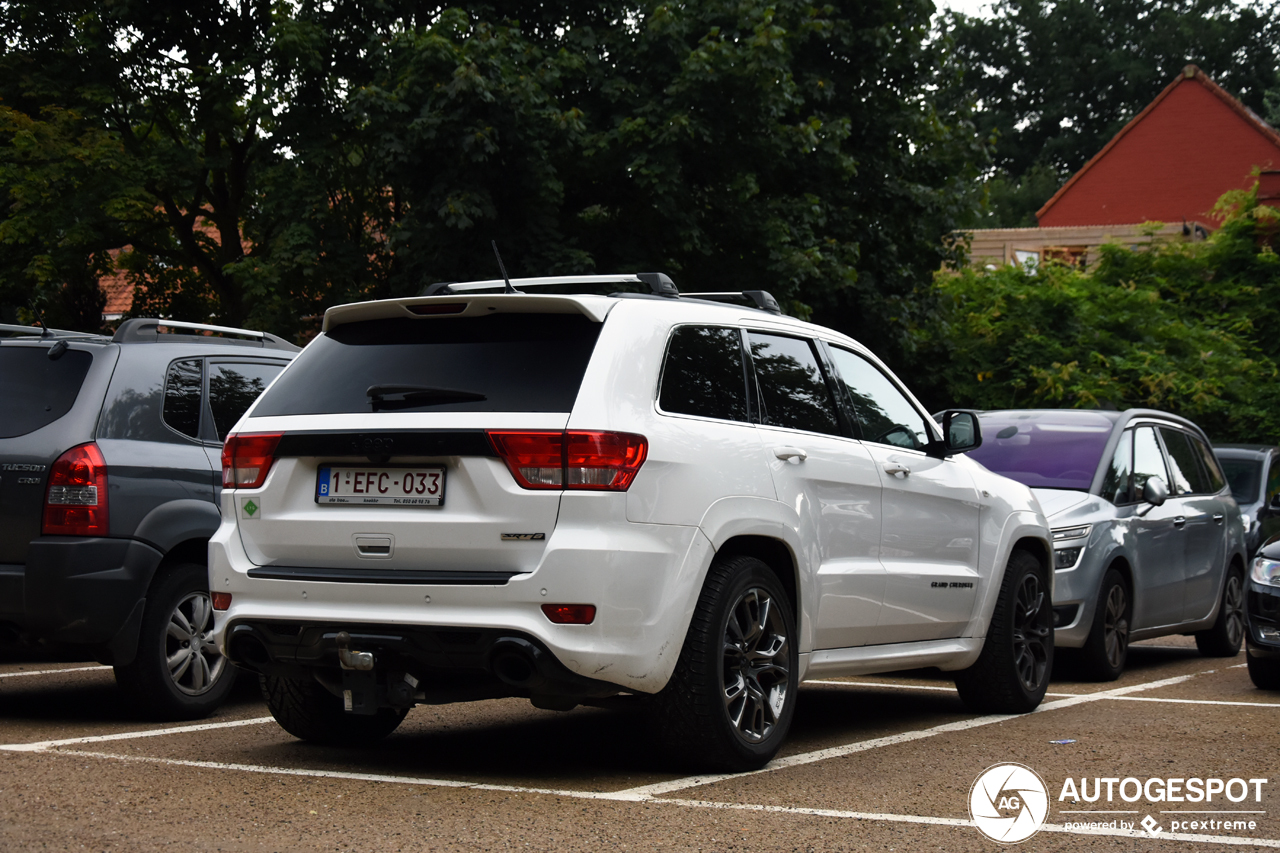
0,319,296,718
1246,534,1280,689
964,409,1248,680
1214,444,1280,557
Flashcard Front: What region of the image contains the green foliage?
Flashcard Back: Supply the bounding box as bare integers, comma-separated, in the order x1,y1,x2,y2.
913,189,1280,442
0,0,986,349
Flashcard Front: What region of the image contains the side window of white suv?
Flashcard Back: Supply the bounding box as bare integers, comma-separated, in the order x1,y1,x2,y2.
746,332,841,435
827,347,931,450
657,325,750,422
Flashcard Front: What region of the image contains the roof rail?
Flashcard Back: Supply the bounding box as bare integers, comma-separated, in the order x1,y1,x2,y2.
112,318,299,351
685,291,783,315
0,323,100,340
422,273,680,298
419,273,783,315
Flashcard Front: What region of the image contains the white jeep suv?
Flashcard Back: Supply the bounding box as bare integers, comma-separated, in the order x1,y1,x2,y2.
210,274,1052,771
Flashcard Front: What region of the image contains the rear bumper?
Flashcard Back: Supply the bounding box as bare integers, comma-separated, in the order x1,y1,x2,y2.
0,537,162,647
210,494,712,695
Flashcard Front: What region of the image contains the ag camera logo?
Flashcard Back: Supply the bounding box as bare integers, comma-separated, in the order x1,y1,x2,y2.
970,763,1050,843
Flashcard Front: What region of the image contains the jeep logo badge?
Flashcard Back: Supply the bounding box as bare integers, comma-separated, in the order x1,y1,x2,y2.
352,436,396,453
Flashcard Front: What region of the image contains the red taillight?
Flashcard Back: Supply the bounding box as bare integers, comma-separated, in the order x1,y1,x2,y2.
221,432,283,489
43,443,109,536
211,592,232,611
541,604,596,624
565,431,648,490
487,431,647,491
487,431,565,489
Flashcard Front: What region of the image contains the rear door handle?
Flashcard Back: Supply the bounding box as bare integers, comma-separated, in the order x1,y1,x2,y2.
774,446,808,462
883,461,911,477
1213,513,1225,524
1173,516,1187,528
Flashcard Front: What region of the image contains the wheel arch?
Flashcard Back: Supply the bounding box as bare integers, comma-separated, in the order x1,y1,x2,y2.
714,535,799,624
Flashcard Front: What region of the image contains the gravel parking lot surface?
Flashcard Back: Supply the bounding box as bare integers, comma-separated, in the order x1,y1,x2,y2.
2,637,1277,852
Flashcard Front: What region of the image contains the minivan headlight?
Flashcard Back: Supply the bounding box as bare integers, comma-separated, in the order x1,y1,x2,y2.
1251,557,1280,586
1051,525,1090,570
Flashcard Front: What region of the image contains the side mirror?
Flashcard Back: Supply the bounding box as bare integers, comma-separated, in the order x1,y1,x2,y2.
1143,476,1169,507
939,410,982,456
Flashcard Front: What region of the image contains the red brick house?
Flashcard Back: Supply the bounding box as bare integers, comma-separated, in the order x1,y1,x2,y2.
965,65,1280,269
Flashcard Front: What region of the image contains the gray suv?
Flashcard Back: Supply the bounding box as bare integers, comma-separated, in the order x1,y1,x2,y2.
0,319,296,718
964,409,1248,680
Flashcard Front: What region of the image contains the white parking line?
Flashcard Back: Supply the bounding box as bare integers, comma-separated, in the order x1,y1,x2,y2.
0,665,110,679
21,749,1278,848
0,716,276,752
1107,696,1280,708
804,679,1078,698
611,671,1201,799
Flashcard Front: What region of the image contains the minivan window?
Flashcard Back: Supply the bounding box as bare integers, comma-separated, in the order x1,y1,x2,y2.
253,314,601,416
209,362,285,439
967,410,1112,490
1160,428,1215,495
0,347,93,438
1100,429,1134,504
658,326,748,422
1189,436,1226,494
746,333,840,436
1133,427,1170,496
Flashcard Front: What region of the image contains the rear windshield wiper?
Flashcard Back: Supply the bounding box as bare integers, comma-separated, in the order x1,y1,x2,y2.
366,384,487,410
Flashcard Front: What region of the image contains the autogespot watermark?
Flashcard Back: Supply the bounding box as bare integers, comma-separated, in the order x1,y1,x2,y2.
969,764,1270,843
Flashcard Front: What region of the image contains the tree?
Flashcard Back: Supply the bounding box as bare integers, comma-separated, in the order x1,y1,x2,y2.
946,0,1280,226
1,0,987,352
912,187,1280,442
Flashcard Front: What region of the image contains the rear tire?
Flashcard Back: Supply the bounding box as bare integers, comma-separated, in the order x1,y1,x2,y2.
114,562,237,720
1078,569,1130,681
1195,567,1245,657
655,555,798,772
1247,649,1280,690
955,550,1053,713
261,674,407,745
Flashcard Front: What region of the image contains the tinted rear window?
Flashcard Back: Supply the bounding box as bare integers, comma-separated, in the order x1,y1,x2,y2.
253,314,601,416
1220,458,1261,503
0,347,94,438
658,326,748,422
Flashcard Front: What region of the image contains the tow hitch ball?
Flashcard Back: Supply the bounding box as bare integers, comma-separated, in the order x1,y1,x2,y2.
333,631,418,714
335,631,377,715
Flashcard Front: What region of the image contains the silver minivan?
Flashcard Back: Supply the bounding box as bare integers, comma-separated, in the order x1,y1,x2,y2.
965,409,1248,680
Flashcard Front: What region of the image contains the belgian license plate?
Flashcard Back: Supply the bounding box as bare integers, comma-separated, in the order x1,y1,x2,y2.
316,465,445,506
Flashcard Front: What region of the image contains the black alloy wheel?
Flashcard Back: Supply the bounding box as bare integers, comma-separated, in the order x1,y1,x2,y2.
1196,567,1246,657
656,555,799,772
956,549,1054,713
1078,568,1131,682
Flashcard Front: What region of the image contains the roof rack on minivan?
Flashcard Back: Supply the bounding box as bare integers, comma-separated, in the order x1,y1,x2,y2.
0,323,99,340
422,273,783,315
112,318,299,351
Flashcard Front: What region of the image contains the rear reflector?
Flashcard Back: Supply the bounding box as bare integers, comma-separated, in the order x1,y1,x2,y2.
211,592,232,611
487,431,646,491
222,432,283,489
541,604,596,624
43,443,109,536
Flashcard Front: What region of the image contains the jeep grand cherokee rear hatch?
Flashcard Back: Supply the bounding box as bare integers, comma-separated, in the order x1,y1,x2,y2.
231,303,608,577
